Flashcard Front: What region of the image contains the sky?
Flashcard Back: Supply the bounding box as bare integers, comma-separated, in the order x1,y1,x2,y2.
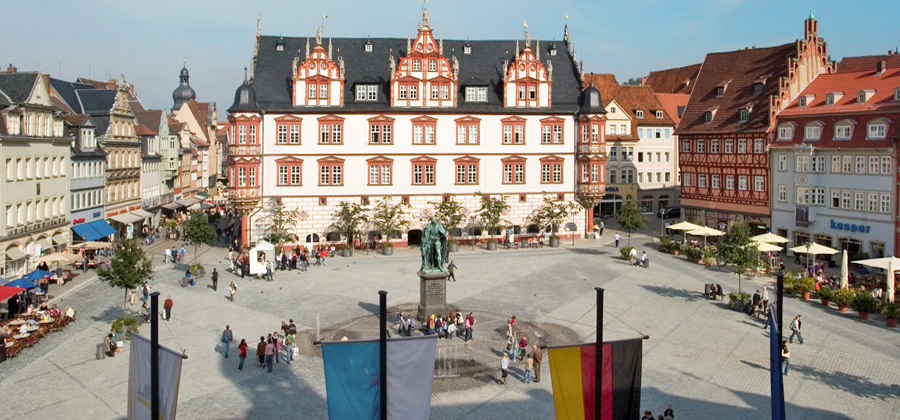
3,0,900,114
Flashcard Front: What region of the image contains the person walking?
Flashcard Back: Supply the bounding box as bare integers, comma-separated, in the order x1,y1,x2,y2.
630,247,639,266
789,314,804,344
179,245,186,263
211,268,219,291
599,220,605,236
229,281,237,302
221,325,233,358
524,354,534,383
272,331,282,365
171,247,177,265
163,296,173,321
266,260,273,281
464,312,475,343
256,336,267,367
265,336,276,372
285,333,295,364
531,345,543,382
237,339,248,371
447,260,458,282
781,340,791,375
163,247,171,264
142,282,150,302
614,233,621,248
500,353,509,385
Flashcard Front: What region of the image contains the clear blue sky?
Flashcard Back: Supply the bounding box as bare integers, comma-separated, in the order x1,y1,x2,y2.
3,0,898,114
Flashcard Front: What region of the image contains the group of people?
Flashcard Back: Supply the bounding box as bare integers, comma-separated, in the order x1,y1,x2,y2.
163,245,187,264
223,320,298,373
640,404,675,420
395,311,476,342
276,245,332,271
499,315,542,385
629,248,650,267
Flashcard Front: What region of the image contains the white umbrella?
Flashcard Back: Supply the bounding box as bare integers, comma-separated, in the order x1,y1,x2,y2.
751,232,790,244
686,226,725,248
753,241,782,253
887,261,895,304
839,250,849,289
667,221,703,244
852,256,900,270
789,243,839,271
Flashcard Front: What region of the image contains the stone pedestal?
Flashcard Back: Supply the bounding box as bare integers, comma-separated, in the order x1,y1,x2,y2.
417,270,449,322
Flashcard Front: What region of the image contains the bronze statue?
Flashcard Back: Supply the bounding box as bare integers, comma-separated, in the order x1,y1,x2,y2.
420,217,448,273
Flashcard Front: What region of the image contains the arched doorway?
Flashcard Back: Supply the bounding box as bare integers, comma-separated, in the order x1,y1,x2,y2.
305,233,320,243
407,229,423,246
325,232,341,242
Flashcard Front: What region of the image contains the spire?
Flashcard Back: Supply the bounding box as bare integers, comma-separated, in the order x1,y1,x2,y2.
516,38,519,55
439,33,443,55
256,11,261,39
536,39,540,60
524,20,530,47
809,10,814,20
244,67,248,81
306,36,310,58
328,37,332,58
407,34,411,54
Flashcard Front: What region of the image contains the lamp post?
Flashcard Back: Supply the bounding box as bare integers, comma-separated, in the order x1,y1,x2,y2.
659,207,667,237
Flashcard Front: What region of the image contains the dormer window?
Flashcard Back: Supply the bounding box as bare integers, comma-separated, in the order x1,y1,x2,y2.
739,109,749,122
826,92,843,105
549,43,557,56
655,110,663,119
834,120,854,140
365,43,373,53
463,42,471,55
356,85,378,101
858,89,875,104
276,37,284,51
753,83,764,94
635,110,644,119
704,111,713,123
465,87,488,102
858,92,866,103
894,87,900,101
798,95,814,107
777,124,794,141
867,118,889,139
716,87,725,97
804,122,822,141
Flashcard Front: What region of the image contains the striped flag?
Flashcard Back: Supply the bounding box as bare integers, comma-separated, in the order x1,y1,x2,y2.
322,336,437,420
548,338,642,420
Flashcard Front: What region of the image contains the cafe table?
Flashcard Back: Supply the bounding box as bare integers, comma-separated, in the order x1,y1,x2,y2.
9,319,25,326
13,333,29,340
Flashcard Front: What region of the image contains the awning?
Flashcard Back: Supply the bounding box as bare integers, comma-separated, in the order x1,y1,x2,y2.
72,220,116,241
133,209,153,219
196,192,210,198
186,196,204,205
162,202,183,210
5,247,25,261
52,234,68,245
109,212,143,224
175,198,192,206
36,238,52,249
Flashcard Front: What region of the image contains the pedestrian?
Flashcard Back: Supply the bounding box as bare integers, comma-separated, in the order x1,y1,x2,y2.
130,289,137,305
447,260,458,282
272,331,281,365
531,345,543,382
329,245,335,258
524,354,534,383
397,312,407,336
321,248,327,266
518,335,528,361
762,286,770,312
300,251,308,271
789,314,804,344
179,244,186,262
256,336,267,367
288,319,297,335
82,255,88,273
163,247,170,263
599,220,605,236
464,312,475,343
171,247,177,264
407,316,415,335
285,332,295,364
265,336,276,372
641,411,655,420
237,339,248,371
163,295,173,321
140,302,150,324
221,325,233,358
630,247,639,266
142,282,150,302
506,334,517,361
663,403,674,420
500,353,509,385
266,260,273,281
281,252,288,271
614,233,621,248
211,268,219,291
229,281,237,302
781,340,791,375
794,252,801,264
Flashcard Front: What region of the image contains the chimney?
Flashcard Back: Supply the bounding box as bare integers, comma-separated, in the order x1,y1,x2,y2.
7,64,17,74
877,60,886,75
888,50,895,56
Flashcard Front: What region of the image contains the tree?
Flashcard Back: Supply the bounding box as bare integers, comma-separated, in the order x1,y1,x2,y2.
624,77,643,86
528,194,580,239
614,200,647,247
263,198,301,247
715,221,758,293
372,196,411,246
182,211,215,263
474,191,510,241
330,201,369,252
97,240,153,318
429,195,465,241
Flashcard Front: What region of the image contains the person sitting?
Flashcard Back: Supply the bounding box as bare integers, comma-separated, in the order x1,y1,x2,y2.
65,306,76,322
140,302,150,324
39,302,49,312
872,287,884,301
50,304,61,319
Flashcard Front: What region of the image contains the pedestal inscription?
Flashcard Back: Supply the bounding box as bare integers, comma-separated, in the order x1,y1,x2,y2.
417,270,449,322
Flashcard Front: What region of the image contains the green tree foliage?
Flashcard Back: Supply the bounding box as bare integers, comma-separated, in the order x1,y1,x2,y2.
330,201,369,250
372,196,411,245
624,77,643,86
715,221,758,293
474,191,510,239
182,211,215,263
97,240,153,318
614,200,646,247
429,195,465,240
263,198,301,246
528,194,580,238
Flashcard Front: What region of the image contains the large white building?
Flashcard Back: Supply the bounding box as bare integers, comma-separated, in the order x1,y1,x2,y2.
227,13,608,246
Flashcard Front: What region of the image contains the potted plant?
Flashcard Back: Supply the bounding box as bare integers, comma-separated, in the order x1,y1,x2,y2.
851,290,877,320
430,195,465,253
793,277,816,300
527,195,580,248
372,197,410,257
728,292,751,312
474,192,509,251
340,244,352,257
831,287,855,312
701,246,715,266
882,302,900,327
379,242,394,256
620,246,634,261
330,201,370,257
817,286,833,306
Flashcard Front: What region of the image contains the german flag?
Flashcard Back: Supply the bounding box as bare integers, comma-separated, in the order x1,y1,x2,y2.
548,338,643,420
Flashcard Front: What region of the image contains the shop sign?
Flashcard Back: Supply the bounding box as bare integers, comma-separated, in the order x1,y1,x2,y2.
830,219,871,233
605,186,619,192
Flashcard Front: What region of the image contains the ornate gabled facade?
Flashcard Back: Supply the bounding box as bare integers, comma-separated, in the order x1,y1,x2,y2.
227,11,604,248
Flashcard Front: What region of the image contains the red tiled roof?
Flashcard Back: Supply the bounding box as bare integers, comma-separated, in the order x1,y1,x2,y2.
778,67,900,116
133,110,163,135
135,125,155,136
643,63,701,95
615,85,675,126
677,43,797,135
167,115,184,132
655,93,690,125
582,73,619,106
64,114,89,126
838,54,900,73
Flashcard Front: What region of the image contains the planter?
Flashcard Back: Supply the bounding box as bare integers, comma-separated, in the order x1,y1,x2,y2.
888,317,898,328
381,247,393,256
837,304,848,312
549,238,560,248
673,251,679,256
486,241,497,251
820,298,830,307
858,312,869,320
448,243,459,253
732,303,744,312
802,292,811,300
341,248,351,257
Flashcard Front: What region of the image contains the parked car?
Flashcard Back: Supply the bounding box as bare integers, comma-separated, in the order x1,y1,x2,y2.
657,207,680,218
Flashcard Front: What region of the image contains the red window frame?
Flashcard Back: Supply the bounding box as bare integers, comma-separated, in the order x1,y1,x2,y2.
306,77,330,101
276,157,303,186
455,116,481,145
540,156,565,184
501,156,526,184
317,115,344,144
275,116,302,145
366,156,394,186
411,156,437,185
540,117,565,144
578,117,604,144
412,116,437,145
368,115,395,145
501,116,526,145
231,116,260,146
454,155,480,185
317,156,344,186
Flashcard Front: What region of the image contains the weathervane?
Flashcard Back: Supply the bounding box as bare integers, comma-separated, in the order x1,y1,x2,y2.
524,20,530,47
422,0,430,27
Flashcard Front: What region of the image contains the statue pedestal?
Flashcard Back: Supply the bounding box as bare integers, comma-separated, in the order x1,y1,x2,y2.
417,270,449,323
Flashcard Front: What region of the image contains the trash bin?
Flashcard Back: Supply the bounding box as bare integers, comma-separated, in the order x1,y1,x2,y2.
96,343,106,360
644,258,650,268
181,276,189,288
704,284,713,296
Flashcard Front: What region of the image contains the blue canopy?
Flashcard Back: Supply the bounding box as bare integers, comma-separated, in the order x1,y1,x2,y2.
4,278,37,289
72,220,116,241
24,270,54,281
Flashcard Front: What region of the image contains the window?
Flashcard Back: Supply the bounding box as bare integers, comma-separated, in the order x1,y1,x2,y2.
778,185,787,202
318,116,344,144
724,139,734,154
738,175,747,191
356,85,378,101
754,83,764,94
277,161,302,185
778,125,793,141
411,158,436,185
753,138,764,154
238,167,246,187
716,86,725,97
454,157,479,185
502,118,526,144
412,117,436,144
811,155,825,173
636,110,644,118
278,166,288,185
465,87,488,102
777,154,787,171
737,140,747,154
796,156,809,173
809,187,824,205
697,139,706,153
428,59,436,72
609,148,617,161
855,191,865,211
842,155,852,173
710,140,720,154
796,187,809,205
805,125,821,141
707,174,719,189
238,125,246,144
835,124,852,140
502,159,525,184
413,60,421,71
697,174,707,188
831,155,841,173
248,167,256,186
704,111,713,122
754,176,765,192
318,157,344,185
882,156,892,174
682,173,691,187
368,117,394,144
540,157,564,184
455,117,480,145
739,109,749,122
868,193,879,212
655,110,663,119
868,122,887,139
869,156,880,174
609,169,617,184
367,158,393,185
277,124,288,144
541,118,564,144
881,193,891,213
682,139,690,153
842,190,851,209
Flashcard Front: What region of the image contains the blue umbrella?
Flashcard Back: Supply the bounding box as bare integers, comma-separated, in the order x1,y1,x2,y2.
4,278,37,289
23,270,53,281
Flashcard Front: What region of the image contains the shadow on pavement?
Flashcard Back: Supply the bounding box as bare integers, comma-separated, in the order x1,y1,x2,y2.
641,385,855,419
566,247,606,256
794,365,900,400
640,284,706,302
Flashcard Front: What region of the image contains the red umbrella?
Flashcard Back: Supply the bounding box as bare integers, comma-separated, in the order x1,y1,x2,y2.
0,285,25,301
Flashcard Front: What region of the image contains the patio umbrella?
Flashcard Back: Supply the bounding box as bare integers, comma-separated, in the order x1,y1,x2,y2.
789,243,839,270
839,250,849,289
854,256,900,301
753,241,783,253
0,285,25,301
23,270,54,281
887,262,895,304
667,221,703,244
67,241,111,250
4,278,37,289
34,253,78,264
686,226,725,248
751,232,790,244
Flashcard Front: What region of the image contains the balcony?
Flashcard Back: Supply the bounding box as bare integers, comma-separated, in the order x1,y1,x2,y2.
229,145,261,156
228,187,260,199
577,144,605,154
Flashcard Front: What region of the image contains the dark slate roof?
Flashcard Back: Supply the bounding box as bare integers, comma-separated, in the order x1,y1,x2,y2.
0,72,38,104
50,78,94,114
76,89,117,114
0,89,11,106
92,116,110,137
233,35,583,114
0,112,6,134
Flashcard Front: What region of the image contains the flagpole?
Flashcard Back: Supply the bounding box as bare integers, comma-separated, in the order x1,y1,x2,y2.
595,287,603,420
378,290,388,420
775,270,784,343
150,291,160,420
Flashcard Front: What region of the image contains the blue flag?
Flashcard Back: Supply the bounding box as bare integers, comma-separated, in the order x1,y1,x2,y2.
769,306,785,420
322,340,381,420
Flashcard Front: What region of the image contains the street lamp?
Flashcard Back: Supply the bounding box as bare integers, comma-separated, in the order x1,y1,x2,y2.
659,207,667,236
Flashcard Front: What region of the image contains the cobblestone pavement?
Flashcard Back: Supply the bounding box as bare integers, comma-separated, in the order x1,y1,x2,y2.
1,231,898,419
